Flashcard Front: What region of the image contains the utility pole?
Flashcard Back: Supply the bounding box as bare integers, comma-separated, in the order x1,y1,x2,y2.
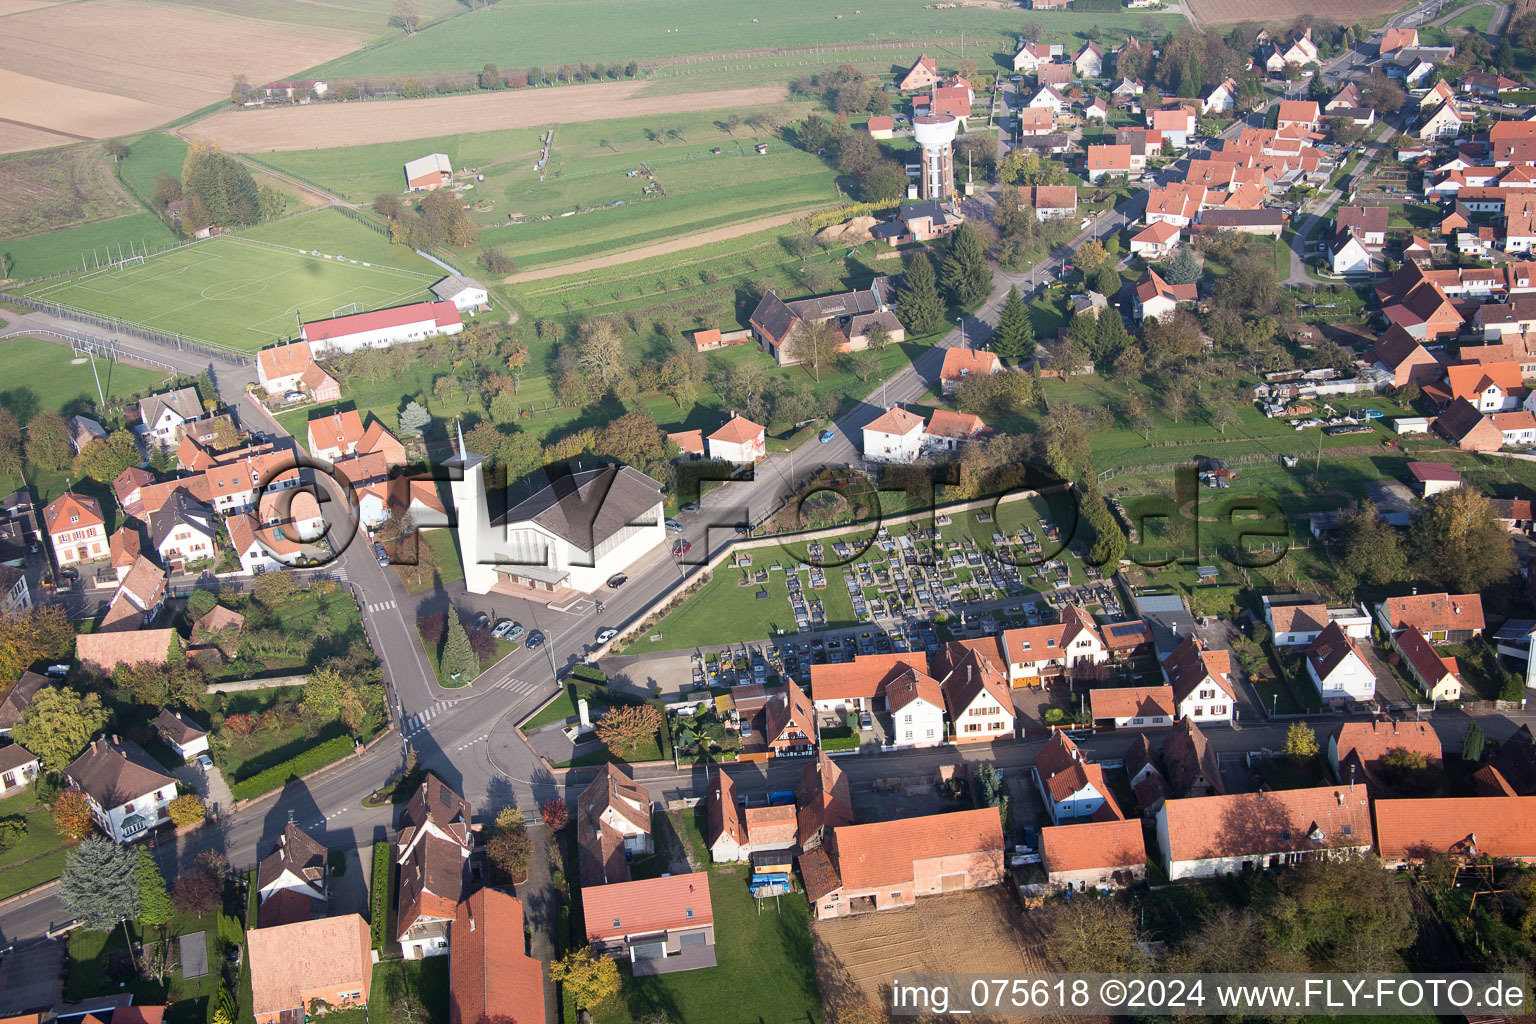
86,346,104,408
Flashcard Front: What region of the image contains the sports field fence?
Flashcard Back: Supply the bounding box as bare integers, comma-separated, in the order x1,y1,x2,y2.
0,292,252,365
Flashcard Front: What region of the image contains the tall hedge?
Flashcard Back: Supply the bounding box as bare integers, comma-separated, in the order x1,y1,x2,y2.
227,735,356,801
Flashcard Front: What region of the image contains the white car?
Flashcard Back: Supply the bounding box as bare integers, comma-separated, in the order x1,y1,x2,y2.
283,391,304,403
596,628,618,644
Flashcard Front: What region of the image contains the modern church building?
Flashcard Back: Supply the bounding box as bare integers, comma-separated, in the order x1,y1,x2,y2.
446,427,666,597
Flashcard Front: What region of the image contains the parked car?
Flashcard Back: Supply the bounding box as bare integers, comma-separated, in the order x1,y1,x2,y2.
859,711,873,731
673,540,692,556
606,573,628,588
525,630,546,649
665,518,685,532
735,522,750,535
196,754,214,771
283,391,305,404
818,429,836,443
471,611,491,631
680,503,701,514
596,628,618,643
373,543,390,566
491,618,515,638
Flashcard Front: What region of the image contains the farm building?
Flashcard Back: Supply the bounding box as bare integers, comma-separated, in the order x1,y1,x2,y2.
405,153,453,191
300,301,463,356
430,274,489,313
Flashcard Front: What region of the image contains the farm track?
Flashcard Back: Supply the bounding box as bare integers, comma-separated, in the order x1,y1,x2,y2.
503,209,815,284
1186,0,1405,24
185,82,790,151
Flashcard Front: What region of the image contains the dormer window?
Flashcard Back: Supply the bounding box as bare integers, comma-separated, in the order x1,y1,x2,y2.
685,908,694,919
70,515,78,523
612,918,621,928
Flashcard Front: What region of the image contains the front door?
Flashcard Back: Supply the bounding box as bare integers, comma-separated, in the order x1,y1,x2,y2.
76,547,87,562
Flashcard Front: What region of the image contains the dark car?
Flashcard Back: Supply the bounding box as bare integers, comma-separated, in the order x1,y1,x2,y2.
735,522,750,535
373,543,390,567
673,540,692,556
471,611,490,631
525,630,546,650
606,573,628,589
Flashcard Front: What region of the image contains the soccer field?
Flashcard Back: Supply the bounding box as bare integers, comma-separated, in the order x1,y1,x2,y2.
20,233,438,353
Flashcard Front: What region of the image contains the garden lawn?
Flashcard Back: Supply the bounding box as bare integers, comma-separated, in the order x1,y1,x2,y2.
119,133,190,204
275,359,489,454
65,910,221,1021
587,810,822,1024
0,788,71,900
367,957,448,1024
0,336,169,423
417,630,518,688
18,216,438,353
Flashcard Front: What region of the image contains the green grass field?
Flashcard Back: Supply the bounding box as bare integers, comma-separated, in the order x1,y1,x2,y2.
154,0,464,38
260,104,832,271
120,133,190,203
305,0,1183,78
0,336,169,423
19,219,440,352
1,211,180,282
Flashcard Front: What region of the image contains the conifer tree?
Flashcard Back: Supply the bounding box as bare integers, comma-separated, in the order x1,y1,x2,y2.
896,251,944,336
991,286,1035,361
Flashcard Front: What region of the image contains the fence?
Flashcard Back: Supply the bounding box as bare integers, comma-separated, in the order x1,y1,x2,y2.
239,154,348,202
0,328,181,375
332,204,392,237
12,234,202,288
0,292,252,365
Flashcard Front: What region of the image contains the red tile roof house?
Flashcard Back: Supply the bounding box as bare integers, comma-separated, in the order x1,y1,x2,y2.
884,665,946,748
939,347,1002,395
1155,785,1373,880
1133,269,1198,322
1161,717,1224,798
1088,685,1175,729
798,807,1004,920
448,887,546,1024
1039,817,1147,892
705,413,766,464
248,914,374,1024
1392,626,1464,702
1373,796,1536,866
577,764,652,886
1328,719,1442,793
796,751,854,851
706,770,800,863
1160,635,1235,723
1376,592,1484,644
1263,598,1329,647
809,652,930,716
76,627,177,674
65,737,179,842
898,53,940,91
396,776,473,959
1032,731,1123,824
1434,398,1506,452
763,679,817,756
256,340,340,402
940,647,1015,742
44,490,106,567
1084,144,1132,183
584,872,716,973
945,605,1109,687
256,819,330,928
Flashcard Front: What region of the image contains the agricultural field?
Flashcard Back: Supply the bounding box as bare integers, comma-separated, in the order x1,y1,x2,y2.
811,888,1077,1024
118,132,189,203
185,83,788,152
1186,0,1403,24
151,0,463,39
305,0,1184,79
0,0,361,150
0,145,139,242
18,215,440,352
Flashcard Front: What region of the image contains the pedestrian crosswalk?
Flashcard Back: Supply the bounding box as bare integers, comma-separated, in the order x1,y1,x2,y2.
367,599,396,614
402,699,449,737
490,677,540,695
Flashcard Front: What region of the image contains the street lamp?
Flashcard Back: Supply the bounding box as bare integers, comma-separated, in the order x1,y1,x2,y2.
956,317,965,349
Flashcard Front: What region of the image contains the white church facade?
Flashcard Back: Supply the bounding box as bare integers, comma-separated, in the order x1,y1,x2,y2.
446,429,667,596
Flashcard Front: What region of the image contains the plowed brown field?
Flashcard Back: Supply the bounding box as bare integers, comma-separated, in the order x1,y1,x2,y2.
811,889,1115,1024
184,83,791,151
1188,0,1399,23
0,0,359,151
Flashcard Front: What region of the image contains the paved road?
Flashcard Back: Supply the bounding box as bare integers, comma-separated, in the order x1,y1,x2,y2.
1283,118,1401,284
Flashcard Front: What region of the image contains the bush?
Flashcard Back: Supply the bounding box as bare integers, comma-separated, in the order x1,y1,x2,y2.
369,840,390,949
0,816,26,852
227,735,356,801
569,665,607,685
168,793,206,827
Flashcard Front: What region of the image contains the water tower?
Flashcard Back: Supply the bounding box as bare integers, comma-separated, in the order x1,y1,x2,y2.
912,113,959,202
